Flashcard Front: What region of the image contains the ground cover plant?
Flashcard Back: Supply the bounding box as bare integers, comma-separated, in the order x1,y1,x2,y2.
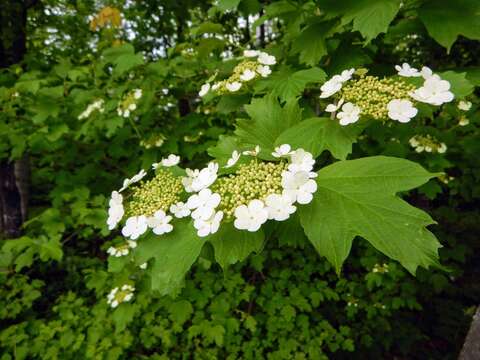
1,0,480,359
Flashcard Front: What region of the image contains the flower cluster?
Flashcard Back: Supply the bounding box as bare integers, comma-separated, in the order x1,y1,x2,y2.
322,65,454,126
409,135,447,154
106,240,137,257
106,284,135,308
117,88,142,118
140,133,166,149
78,99,104,120
199,50,276,97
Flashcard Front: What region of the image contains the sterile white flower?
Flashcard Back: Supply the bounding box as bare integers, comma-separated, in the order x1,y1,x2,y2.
320,77,343,98
147,210,173,235
281,171,317,205
212,83,220,91
395,63,421,77
288,148,315,173
438,143,447,154
182,168,199,193
119,169,147,192
233,199,269,232
128,103,137,111
121,215,148,240
161,154,180,167
187,188,221,220
240,69,256,81
194,211,223,237
123,110,130,118
243,49,259,57
272,144,293,158
410,76,454,106
258,52,276,65
134,89,142,99
387,99,418,123
242,145,260,156
325,98,344,113
339,68,355,82
190,162,219,192
225,150,241,168
139,262,148,269
420,66,433,79
226,81,242,92
78,99,104,120
170,202,191,218
337,102,361,126
107,191,124,230
264,193,296,221
199,83,210,97
257,65,271,77
458,100,472,111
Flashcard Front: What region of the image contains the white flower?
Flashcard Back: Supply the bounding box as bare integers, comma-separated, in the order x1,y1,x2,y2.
123,110,130,118
233,199,269,232
272,144,293,158
339,68,355,82
337,102,361,126
133,89,142,99
212,83,220,91
243,49,259,57
459,117,469,126
121,215,148,240
319,77,343,98
194,211,223,237
226,82,242,92
387,99,418,123
257,65,271,77
325,98,344,113
437,143,447,154
281,171,317,205
147,210,173,235
161,154,180,167
395,63,421,77
240,69,256,81
410,76,454,106
258,52,276,65
139,262,148,269
199,83,210,97
128,103,137,111
187,188,221,220
288,148,315,173
264,193,296,221
225,150,241,168
107,191,124,230
170,202,191,218
119,169,147,192
190,162,219,192
420,66,433,79
242,145,260,156
458,100,472,111
78,99,104,119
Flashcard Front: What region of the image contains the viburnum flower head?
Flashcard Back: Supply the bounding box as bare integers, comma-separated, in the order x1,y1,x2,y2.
265,193,296,221
107,191,124,230
226,81,242,92
282,171,317,205
147,210,173,235
170,202,191,218
121,215,148,240
187,188,221,220
199,83,210,97
240,69,256,81
337,102,361,126
225,150,241,168
160,154,180,167
395,63,421,77
190,162,219,192
387,99,418,123
272,144,293,158
410,75,454,106
257,65,271,77
233,199,269,232
193,210,223,237
288,148,315,173
119,169,147,192
258,52,276,65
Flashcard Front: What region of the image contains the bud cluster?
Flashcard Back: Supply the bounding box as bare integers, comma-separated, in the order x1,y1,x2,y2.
125,168,183,217
117,88,142,118
211,160,287,219
409,134,447,154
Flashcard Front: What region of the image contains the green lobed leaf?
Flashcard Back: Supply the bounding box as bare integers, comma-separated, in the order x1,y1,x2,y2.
135,221,205,296
275,117,362,160
439,71,474,98
299,156,442,274
208,223,265,270
418,0,480,51
291,21,337,66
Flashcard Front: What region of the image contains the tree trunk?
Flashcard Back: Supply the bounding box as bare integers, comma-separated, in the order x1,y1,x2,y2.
459,306,480,360
0,0,32,238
